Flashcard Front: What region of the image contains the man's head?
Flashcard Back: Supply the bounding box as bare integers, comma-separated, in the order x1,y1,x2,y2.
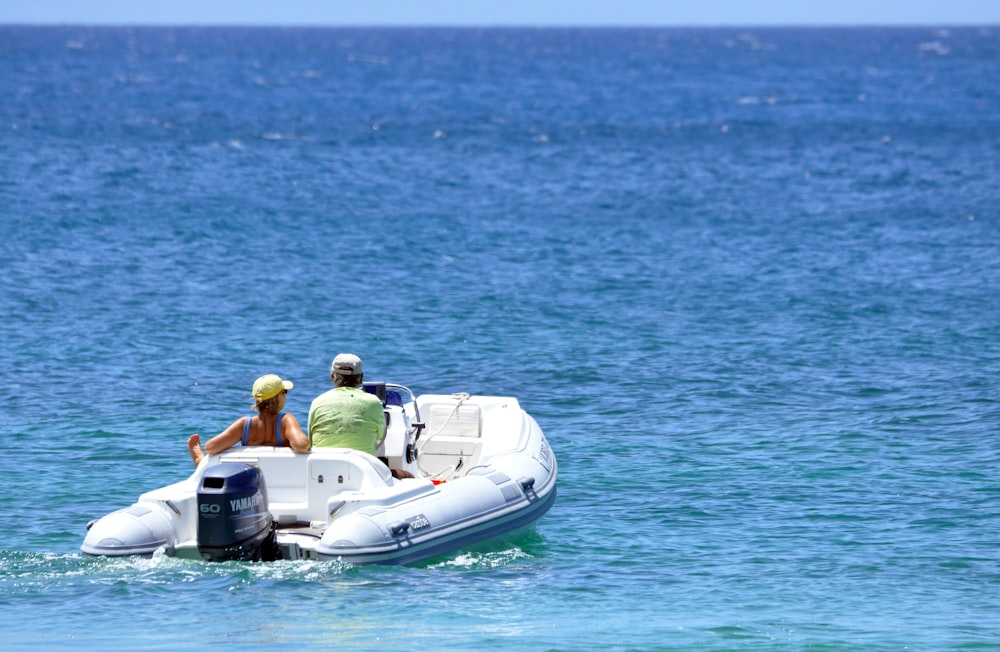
330,353,363,387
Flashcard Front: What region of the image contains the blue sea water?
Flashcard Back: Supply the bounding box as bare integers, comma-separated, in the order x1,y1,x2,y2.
1,25,999,650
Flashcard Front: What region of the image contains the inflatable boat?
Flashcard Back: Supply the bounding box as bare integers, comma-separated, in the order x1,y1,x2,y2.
81,384,557,565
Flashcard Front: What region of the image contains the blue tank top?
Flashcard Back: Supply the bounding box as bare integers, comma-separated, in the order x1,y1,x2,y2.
241,412,285,447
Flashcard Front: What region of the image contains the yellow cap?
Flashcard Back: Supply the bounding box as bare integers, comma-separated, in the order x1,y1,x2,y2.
252,374,293,401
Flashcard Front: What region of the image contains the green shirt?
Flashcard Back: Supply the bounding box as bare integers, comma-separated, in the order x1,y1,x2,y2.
308,386,384,456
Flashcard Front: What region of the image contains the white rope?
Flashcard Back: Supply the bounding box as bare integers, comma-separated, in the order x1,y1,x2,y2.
416,393,471,481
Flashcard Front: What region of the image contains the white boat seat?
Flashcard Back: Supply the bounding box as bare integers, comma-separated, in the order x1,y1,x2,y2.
219,449,390,524
418,402,484,478
426,402,482,437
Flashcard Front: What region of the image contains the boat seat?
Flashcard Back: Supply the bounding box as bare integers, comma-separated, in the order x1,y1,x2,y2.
217,451,306,506
418,402,483,478
426,402,482,438
219,449,387,524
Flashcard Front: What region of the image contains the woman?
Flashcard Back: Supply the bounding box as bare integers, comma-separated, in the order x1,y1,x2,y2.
187,373,311,466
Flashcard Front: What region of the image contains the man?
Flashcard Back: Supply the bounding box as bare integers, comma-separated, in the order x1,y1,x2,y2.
308,353,384,455
309,353,415,479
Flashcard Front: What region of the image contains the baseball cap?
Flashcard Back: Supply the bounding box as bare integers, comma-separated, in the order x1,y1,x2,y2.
252,374,294,401
330,353,363,376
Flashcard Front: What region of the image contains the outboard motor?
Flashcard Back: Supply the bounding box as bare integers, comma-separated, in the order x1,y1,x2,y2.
197,463,277,562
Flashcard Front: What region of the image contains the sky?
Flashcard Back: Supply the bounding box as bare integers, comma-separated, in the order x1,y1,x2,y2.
1,0,999,27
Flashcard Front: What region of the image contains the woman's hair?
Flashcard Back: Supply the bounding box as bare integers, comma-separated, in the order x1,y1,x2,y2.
254,394,282,414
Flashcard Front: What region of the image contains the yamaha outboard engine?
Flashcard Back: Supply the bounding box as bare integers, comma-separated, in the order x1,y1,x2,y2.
197,463,277,562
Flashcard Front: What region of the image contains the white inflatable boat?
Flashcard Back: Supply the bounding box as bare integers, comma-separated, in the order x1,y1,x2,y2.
82,384,557,565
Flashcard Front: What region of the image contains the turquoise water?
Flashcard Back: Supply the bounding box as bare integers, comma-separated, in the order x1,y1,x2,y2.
2,26,999,650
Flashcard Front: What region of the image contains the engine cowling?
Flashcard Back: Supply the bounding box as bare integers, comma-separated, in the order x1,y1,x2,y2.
197,463,277,562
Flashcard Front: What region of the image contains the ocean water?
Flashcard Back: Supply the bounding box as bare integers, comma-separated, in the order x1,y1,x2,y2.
1,25,999,650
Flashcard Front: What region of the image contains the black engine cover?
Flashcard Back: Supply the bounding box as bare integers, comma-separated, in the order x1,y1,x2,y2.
197,463,276,562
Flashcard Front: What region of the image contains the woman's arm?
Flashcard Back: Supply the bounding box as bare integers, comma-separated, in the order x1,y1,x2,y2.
282,413,311,453
203,417,248,455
